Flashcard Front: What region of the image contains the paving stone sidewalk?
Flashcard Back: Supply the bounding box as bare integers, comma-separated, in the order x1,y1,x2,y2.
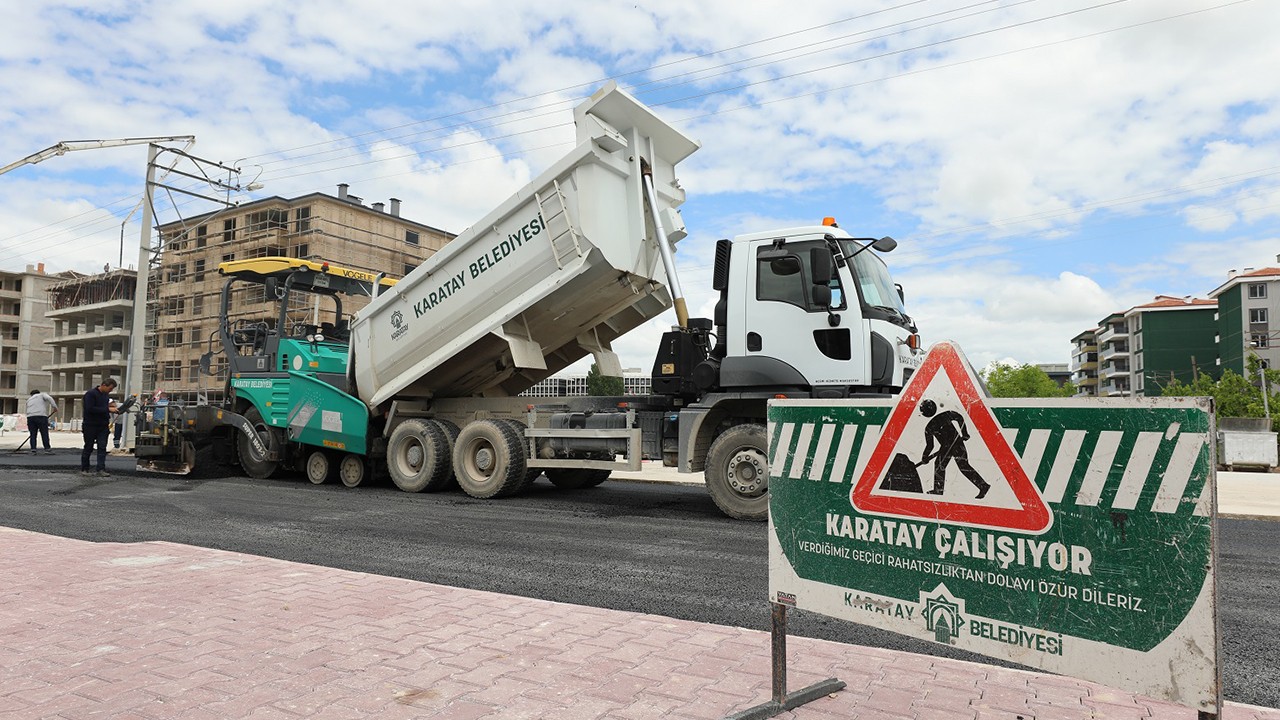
0,527,1274,720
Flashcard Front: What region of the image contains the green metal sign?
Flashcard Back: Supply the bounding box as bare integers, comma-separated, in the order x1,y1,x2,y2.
768,342,1219,713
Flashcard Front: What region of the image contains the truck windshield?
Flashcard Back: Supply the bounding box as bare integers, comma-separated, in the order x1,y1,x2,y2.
840,240,907,316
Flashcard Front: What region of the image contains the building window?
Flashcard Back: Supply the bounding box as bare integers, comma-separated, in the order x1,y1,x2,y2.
164,298,186,316
190,326,203,346
292,243,309,259
162,328,184,346
1249,283,1267,299
404,263,415,277
162,361,182,382
196,224,208,248
223,217,237,243
296,206,312,233
247,209,288,234
222,253,236,264
189,360,201,382
192,294,204,317
193,259,205,281
1252,333,1269,349
405,230,420,246
1250,308,1268,324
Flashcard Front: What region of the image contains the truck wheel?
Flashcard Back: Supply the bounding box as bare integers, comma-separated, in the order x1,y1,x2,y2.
426,419,460,489
237,406,280,479
339,454,365,488
498,419,540,490
705,424,769,520
453,420,528,499
305,449,333,485
387,419,451,492
545,469,611,489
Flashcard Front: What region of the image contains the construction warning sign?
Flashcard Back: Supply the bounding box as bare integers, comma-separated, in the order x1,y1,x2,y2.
768,341,1220,714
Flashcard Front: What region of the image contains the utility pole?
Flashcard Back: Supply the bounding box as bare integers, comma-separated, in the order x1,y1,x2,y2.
119,145,256,450
122,144,160,451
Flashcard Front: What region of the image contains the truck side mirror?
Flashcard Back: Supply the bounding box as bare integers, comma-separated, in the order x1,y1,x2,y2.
812,284,832,307
810,247,832,285
895,282,905,303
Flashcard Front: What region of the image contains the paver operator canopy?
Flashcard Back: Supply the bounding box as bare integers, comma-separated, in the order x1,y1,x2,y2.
214,257,398,366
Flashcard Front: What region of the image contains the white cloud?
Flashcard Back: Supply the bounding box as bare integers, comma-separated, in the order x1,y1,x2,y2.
1,0,1279,377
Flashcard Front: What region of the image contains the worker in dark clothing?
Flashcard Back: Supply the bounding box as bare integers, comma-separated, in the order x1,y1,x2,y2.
81,378,118,477
918,399,990,499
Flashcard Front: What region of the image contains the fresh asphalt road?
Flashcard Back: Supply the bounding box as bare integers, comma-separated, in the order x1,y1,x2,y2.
0,463,1275,709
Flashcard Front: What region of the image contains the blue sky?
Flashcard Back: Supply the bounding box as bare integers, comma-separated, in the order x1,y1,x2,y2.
1,0,1277,371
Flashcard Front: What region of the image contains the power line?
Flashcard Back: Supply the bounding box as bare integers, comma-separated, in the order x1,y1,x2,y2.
1,0,1260,265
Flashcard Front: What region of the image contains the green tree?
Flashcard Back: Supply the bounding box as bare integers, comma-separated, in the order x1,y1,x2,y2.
1161,355,1280,429
586,362,624,396
982,363,1075,398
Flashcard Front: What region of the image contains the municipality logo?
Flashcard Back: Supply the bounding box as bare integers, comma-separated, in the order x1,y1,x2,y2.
921,584,966,645
390,310,408,340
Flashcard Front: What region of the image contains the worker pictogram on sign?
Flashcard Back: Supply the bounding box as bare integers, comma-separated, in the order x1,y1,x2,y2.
850,341,1053,534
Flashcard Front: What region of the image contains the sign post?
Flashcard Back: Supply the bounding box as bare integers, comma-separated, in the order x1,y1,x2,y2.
763,342,1220,716
725,602,845,720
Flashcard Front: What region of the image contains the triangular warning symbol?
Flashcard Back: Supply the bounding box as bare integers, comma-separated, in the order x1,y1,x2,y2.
850,341,1053,534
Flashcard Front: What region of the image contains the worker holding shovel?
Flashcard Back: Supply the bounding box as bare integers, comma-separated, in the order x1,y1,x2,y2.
916,399,991,500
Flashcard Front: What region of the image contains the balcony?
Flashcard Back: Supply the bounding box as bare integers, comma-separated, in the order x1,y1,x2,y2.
1073,343,1098,355
1072,375,1099,387
46,298,134,318
1096,325,1128,345
1101,381,1131,396
46,327,131,346
1100,344,1130,361
1101,364,1130,380
44,357,129,372
1070,358,1098,373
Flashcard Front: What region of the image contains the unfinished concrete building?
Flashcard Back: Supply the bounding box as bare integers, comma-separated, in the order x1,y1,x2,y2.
152,186,453,405
44,269,138,420
0,264,64,414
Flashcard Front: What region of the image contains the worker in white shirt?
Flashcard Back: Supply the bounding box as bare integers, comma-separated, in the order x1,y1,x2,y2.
26,389,58,455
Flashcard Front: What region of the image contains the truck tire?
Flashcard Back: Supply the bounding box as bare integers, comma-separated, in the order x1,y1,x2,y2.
305,449,334,485
453,420,528,499
545,468,611,489
387,419,451,492
237,406,280,479
498,418,540,490
705,423,769,520
426,419,461,489
339,454,365,488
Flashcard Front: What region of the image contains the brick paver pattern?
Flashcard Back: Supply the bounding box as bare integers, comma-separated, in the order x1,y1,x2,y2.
0,527,1275,719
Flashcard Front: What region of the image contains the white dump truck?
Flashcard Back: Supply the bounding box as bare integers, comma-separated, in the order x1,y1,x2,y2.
136,82,922,520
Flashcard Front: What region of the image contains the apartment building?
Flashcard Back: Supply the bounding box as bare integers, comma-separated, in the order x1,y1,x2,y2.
0,264,61,414
1095,312,1130,397
1126,296,1217,396
1069,328,1099,397
43,269,136,421
1209,267,1280,375
152,185,453,404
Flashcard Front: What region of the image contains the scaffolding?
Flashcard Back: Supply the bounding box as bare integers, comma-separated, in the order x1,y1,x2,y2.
47,269,137,310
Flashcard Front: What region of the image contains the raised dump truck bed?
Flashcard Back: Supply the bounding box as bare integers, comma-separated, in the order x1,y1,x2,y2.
348,83,699,407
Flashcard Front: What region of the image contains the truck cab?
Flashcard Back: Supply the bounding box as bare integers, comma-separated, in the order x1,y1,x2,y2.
726,225,918,393
653,222,922,520
689,223,921,399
